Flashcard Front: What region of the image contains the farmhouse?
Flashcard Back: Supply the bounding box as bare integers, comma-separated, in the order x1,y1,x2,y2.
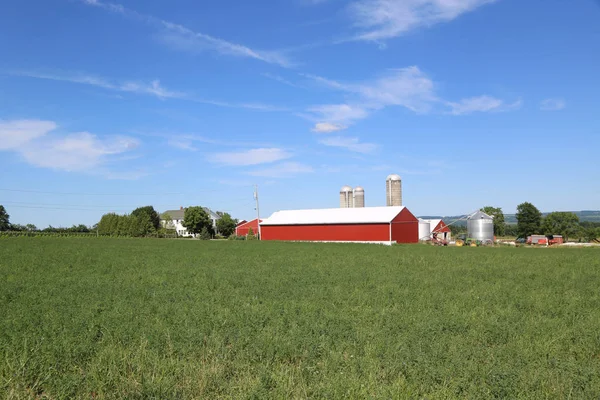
161,207,221,237
260,206,418,244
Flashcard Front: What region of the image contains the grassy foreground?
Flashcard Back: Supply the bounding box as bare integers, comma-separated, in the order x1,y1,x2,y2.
1,239,600,399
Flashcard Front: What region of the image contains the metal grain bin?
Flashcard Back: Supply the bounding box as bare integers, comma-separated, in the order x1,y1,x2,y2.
467,211,494,242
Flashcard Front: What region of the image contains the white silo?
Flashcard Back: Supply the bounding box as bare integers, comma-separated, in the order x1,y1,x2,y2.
353,186,365,208
386,174,402,206
467,211,494,242
339,185,353,208
418,219,431,241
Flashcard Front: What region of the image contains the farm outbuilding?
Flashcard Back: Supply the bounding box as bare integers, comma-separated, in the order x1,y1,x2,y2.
260,206,419,244
235,219,262,237
422,219,452,241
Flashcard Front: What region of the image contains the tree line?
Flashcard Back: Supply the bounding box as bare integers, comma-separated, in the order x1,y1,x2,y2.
0,204,239,239
449,203,599,242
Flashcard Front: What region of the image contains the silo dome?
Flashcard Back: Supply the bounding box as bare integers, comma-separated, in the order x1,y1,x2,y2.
387,174,402,181
340,185,353,192
354,186,364,192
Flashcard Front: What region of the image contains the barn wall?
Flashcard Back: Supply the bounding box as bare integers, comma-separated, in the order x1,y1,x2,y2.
236,219,260,236
261,223,390,242
390,208,419,243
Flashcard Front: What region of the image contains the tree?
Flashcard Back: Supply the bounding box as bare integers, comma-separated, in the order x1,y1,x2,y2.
183,206,212,236
131,206,160,231
481,206,506,236
542,212,579,241
25,224,37,232
216,213,236,237
247,227,257,240
0,205,10,231
199,226,212,240
516,202,542,238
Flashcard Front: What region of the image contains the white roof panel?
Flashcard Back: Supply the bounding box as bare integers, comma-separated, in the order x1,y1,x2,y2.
261,206,406,225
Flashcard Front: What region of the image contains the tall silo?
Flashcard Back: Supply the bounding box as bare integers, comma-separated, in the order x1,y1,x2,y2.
467,211,494,242
386,174,402,206
418,219,431,241
353,186,365,208
339,185,353,208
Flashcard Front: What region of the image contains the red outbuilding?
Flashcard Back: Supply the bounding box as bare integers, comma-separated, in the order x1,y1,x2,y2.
260,206,418,244
424,219,452,241
235,218,262,237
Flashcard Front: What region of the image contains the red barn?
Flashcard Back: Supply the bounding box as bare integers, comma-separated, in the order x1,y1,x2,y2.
235,218,261,237
260,206,418,244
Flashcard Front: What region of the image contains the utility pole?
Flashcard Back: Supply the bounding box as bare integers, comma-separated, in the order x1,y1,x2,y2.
254,184,261,240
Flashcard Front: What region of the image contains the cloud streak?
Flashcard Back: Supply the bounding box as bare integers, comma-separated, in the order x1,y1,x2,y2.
207,148,293,166
0,119,139,176
246,162,314,178
79,0,292,67
349,0,497,41
446,95,522,115
540,98,566,111
319,136,378,153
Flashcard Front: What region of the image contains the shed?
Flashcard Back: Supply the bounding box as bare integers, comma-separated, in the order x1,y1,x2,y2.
260,206,418,243
422,219,452,241
235,218,262,237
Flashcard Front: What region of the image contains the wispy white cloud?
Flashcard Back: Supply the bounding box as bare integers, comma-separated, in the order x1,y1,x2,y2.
0,119,139,176
446,95,522,115
349,0,497,41
305,67,519,129
540,98,566,111
262,73,303,88
246,162,314,178
79,0,292,67
312,122,347,133
167,138,198,151
319,136,378,154
207,148,293,166
10,70,288,111
11,71,184,100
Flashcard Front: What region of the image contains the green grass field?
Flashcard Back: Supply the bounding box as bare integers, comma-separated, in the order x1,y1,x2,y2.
1,239,600,399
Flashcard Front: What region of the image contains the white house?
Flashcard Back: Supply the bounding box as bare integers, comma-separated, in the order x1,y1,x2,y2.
160,207,221,237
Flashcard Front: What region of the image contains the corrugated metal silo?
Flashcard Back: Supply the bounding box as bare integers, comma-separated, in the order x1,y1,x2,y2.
353,186,365,208
339,185,353,208
467,211,494,242
418,219,431,241
386,174,402,206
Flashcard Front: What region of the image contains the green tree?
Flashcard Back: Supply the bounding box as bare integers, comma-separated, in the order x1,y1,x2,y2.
0,205,10,231
516,202,542,238
216,213,237,237
25,224,37,232
131,206,160,231
481,206,506,236
199,226,212,240
183,206,212,236
542,212,579,241
247,227,257,240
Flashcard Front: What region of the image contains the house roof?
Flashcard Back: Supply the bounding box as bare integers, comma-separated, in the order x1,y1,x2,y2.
161,207,221,221
261,206,407,226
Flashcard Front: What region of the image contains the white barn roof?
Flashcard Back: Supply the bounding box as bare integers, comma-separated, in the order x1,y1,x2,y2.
261,206,406,226
422,219,442,232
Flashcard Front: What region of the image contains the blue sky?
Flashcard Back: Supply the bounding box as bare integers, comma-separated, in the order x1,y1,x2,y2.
1,0,599,227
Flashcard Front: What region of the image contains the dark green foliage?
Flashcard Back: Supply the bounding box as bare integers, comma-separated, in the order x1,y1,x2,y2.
504,224,518,237
481,206,506,236
183,206,212,235
97,213,151,237
542,212,580,241
516,202,542,238
131,206,160,231
1,239,600,398
247,227,257,240
0,205,9,231
199,226,212,240
216,213,236,237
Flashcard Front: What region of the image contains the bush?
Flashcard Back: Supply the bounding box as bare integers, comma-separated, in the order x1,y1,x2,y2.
199,227,212,240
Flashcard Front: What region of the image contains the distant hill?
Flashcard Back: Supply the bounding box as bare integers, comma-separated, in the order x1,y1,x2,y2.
419,211,600,226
